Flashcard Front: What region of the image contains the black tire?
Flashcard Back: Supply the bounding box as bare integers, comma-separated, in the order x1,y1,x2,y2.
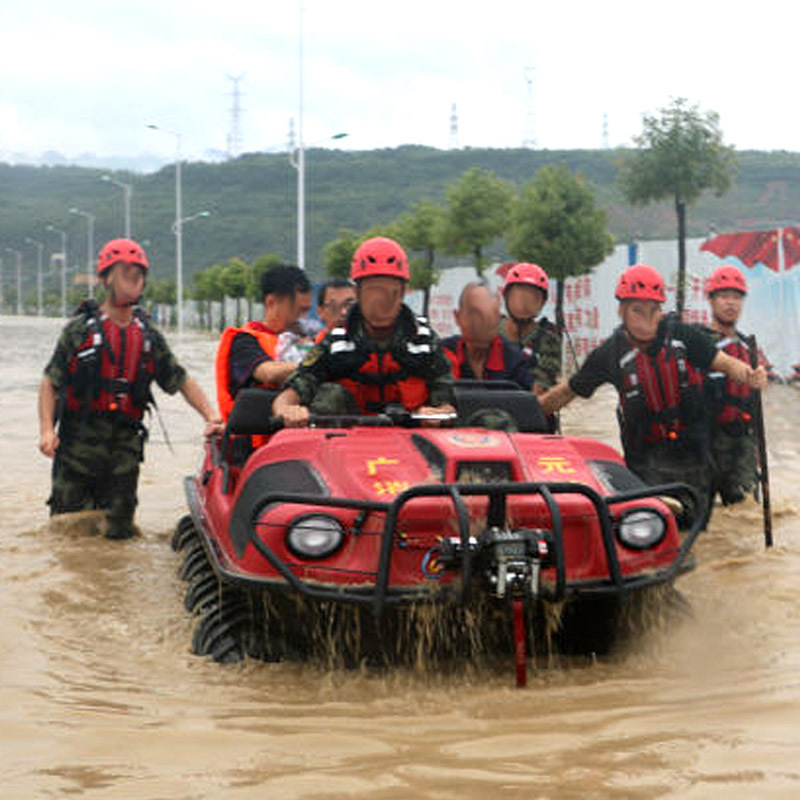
184,571,220,614
191,590,257,664
177,542,208,582
172,515,198,552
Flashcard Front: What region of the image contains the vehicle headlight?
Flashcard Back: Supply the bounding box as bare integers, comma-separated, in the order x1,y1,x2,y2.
616,509,666,550
286,514,345,559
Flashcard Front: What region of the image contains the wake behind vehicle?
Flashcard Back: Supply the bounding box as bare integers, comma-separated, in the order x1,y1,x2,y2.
173,383,703,686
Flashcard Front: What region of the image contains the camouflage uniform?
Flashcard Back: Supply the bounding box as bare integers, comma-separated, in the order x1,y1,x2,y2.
500,316,562,391
284,304,455,415
44,310,187,539
626,444,712,529
701,327,758,506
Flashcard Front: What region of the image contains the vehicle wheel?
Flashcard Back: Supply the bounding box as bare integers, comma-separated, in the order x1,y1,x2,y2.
191,588,258,664
184,570,219,614
178,541,210,582
172,515,198,552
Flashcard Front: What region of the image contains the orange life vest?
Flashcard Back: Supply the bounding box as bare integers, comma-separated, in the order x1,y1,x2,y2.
215,322,280,420
324,310,432,414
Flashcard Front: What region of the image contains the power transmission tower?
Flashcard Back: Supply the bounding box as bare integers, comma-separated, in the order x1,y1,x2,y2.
448,102,459,150
226,74,245,158
522,67,536,149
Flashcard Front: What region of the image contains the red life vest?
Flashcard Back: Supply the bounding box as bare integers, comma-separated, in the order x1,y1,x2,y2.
617,332,704,449
325,311,432,414
215,322,280,421
65,304,155,421
706,333,753,427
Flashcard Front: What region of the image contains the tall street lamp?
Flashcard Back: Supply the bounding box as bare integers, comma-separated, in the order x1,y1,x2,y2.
171,210,211,233
47,224,68,318
147,123,184,332
5,248,22,315
25,237,44,316
69,207,96,298
289,131,347,272
172,211,210,327
101,175,133,237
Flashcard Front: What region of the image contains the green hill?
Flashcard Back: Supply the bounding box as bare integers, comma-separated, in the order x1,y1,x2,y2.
2,146,800,287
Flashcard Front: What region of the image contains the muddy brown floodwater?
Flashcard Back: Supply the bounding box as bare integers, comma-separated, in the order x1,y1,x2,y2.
2,315,800,799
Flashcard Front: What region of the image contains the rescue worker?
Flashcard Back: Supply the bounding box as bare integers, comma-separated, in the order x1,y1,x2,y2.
315,277,356,344
443,281,533,389
38,238,222,540
699,264,759,506
215,265,311,420
539,264,767,526
273,236,456,426
499,262,562,394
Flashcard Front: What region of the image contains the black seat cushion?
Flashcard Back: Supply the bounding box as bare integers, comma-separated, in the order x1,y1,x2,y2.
454,386,550,434
226,388,279,435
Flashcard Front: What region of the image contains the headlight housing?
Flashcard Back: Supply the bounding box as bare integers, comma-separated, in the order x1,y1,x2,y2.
616,508,667,550
286,514,345,559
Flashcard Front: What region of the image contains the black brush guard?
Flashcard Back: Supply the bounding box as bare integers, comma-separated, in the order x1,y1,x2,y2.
186,477,703,618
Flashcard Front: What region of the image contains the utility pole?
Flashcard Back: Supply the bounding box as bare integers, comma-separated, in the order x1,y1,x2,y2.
25,237,44,316
448,102,459,150
523,67,537,149
227,74,245,158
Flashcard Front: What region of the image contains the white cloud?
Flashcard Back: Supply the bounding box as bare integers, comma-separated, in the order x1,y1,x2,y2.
1,0,799,163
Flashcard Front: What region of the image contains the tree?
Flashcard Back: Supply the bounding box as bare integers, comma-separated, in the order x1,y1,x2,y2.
324,229,363,278
439,168,514,274
249,253,284,302
619,98,736,314
509,164,615,335
395,200,443,316
220,257,249,325
193,264,226,330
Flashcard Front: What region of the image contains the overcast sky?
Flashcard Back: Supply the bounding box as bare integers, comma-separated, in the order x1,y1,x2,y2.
1,0,798,168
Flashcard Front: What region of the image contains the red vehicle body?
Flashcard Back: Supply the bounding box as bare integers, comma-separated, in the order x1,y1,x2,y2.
175,386,703,684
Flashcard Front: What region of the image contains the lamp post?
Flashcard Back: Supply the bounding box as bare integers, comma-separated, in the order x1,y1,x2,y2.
171,210,211,233
289,131,348,272
101,175,132,237
5,248,22,315
47,225,68,318
148,124,184,332
69,207,96,298
25,237,44,316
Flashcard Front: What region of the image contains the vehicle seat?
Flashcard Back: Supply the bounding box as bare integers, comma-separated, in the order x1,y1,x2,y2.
222,388,280,465
454,385,550,433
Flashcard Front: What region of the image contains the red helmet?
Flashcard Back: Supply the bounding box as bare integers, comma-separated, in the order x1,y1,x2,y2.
503,262,549,300
350,237,410,282
615,264,666,303
97,238,149,276
706,264,747,296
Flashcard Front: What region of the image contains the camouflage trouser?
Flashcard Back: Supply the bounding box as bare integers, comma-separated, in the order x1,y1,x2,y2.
626,444,712,530
710,426,758,506
48,415,146,539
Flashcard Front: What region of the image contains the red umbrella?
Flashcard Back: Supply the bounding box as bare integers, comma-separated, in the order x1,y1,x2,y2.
700,229,780,272
701,227,800,272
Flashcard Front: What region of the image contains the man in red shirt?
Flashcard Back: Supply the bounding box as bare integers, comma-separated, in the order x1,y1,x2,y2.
442,282,533,389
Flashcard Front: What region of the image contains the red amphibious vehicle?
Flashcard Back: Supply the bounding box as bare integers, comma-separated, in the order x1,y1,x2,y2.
174,382,702,685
